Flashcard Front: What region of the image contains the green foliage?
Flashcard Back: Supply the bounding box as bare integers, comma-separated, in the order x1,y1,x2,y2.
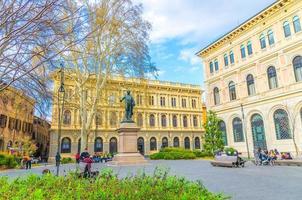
0,168,227,200
0,154,18,169
61,157,74,164
224,147,237,156
193,150,214,158
203,111,224,154
151,148,196,160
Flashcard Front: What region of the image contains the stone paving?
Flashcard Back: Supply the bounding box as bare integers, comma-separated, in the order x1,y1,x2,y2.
1,159,302,200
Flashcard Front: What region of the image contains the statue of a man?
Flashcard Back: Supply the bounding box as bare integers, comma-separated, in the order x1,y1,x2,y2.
120,90,135,122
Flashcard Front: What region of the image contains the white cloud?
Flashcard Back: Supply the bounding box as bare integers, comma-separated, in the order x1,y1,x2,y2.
136,0,275,44
179,48,200,65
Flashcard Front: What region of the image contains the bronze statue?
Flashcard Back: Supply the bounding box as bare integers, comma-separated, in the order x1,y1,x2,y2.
120,90,135,122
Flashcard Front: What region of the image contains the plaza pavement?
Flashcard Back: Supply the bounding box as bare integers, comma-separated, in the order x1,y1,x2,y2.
1,159,301,200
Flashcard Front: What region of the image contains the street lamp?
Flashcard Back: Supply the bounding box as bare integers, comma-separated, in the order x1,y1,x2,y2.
56,63,65,176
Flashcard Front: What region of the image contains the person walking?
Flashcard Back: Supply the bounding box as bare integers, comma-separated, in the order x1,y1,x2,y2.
55,152,61,167
25,156,32,170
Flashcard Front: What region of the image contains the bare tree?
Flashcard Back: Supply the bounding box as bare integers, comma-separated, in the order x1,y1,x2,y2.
55,0,156,152
0,0,86,116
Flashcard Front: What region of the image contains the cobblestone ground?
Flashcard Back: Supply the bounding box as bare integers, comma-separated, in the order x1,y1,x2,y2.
1,159,302,200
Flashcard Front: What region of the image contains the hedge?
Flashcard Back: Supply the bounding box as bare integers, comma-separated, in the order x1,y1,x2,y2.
150,148,213,160
61,157,74,164
0,168,227,200
0,154,19,169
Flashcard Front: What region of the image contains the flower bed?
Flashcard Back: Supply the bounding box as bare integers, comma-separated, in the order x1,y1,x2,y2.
0,168,227,200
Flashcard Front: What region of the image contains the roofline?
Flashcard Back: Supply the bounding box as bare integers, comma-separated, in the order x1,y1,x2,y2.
196,0,287,57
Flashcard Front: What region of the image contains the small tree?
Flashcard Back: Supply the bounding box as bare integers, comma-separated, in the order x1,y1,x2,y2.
203,110,224,154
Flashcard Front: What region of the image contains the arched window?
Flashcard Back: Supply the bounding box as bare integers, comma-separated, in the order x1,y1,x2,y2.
293,56,302,82
194,137,201,149
172,115,177,127
224,54,229,66
110,112,117,127
232,118,244,142
193,116,198,127
150,137,157,151
219,120,228,146
247,41,253,55
95,112,102,126
267,66,278,89
274,109,292,140
94,137,103,152
162,137,168,148
283,21,291,37
63,110,71,125
293,16,301,33
240,45,246,59
214,59,219,71
260,34,266,49
149,114,155,127
267,30,275,45
229,81,236,101
246,74,256,96
183,116,188,128
213,87,220,105
229,51,235,64
173,137,180,147
209,62,214,73
61,137,71,153
109,137,118,154
137,113,143,127
184,137,190,149
161,115,167,127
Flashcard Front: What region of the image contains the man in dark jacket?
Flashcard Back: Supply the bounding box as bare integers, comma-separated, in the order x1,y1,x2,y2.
55,152,61,167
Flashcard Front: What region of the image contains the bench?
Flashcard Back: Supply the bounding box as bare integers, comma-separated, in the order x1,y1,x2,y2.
210,155,239,167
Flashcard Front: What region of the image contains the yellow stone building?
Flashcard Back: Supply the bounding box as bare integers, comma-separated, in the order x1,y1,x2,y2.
197,0,302,156
49,75,205,157
0,86,35,151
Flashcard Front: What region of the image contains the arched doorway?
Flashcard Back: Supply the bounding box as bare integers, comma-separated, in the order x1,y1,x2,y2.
162,137,168,149
251,114,267,151
173,137,179,147
77,138,81,153
137,137,144,155
184,137,190,149
109,137,117,154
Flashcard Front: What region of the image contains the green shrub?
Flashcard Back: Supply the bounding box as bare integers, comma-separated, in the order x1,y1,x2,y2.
0,154,18,169
151,148,196,160
0,168,227,200
61,157,74,164
224,147,237,156
193,150,214,158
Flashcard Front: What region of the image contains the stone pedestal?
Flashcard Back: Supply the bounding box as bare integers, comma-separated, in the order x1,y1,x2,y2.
109,122,148,166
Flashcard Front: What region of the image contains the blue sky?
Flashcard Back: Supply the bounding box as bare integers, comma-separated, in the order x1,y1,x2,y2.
137,0,276,86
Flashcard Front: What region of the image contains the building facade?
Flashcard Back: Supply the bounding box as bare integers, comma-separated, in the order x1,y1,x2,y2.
49,75,205,158
0,87,35,151
33,116,51,157
197,0,302,156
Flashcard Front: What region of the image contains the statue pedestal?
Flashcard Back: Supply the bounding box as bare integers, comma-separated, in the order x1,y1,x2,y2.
109,122,148,166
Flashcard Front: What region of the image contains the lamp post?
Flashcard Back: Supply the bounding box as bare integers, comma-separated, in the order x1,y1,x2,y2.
241,104,250,159
56,63,65,176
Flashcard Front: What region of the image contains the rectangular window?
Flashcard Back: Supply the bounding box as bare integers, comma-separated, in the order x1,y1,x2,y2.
260,38,266,49
8,117,15,130
247,44,253,55
0,114,7,128
240,47,246,58
182,98,187,108
192,99,196,108
171,97,176,107
230,53,235,64
224,56,228,66
149,96,154,106
160,97,166,107
214,60,219,71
